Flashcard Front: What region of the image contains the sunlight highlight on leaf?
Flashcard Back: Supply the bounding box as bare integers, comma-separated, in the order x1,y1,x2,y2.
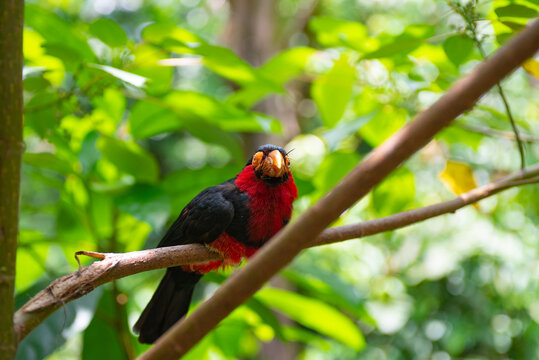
256,288,365,351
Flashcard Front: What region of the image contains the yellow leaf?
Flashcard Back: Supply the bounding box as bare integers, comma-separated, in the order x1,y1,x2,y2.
439,160,478,196
522,59,539,79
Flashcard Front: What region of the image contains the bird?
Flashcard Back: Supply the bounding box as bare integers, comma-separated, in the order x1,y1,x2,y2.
134,144,298,344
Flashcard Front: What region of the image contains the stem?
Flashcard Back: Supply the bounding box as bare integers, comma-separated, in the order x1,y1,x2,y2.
139,18,539,359
12,162,539,343
112,281,136,360
456,122,539,143
0,1,24,358
495,83,526,168
451,1,527,168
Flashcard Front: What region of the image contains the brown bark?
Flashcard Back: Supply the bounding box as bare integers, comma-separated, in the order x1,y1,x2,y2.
223,4,302,355
12,162,539,343
0,1,24,359
139,18,539,359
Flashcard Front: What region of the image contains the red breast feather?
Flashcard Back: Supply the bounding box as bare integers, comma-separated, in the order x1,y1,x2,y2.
234,165,298,245
184,165,297,274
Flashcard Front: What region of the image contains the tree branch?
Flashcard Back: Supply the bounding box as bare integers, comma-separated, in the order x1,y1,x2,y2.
13,17,539,359
456,122,539,143
13,161,539,343
14,245,223,342
0,0,24,358
139,18,539,359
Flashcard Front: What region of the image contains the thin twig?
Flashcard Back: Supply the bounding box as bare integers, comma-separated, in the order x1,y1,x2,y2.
456,122,539,143
112,280,136,360
13,162,539,343
495,84,526,168
449,1,526,168
139,18,539,359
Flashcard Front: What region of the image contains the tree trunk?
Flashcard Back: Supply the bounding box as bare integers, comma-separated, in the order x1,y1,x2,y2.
223,0,300,154
0,1,24,359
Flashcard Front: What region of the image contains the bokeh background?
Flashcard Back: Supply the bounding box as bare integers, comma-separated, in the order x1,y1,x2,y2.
17,0,539,359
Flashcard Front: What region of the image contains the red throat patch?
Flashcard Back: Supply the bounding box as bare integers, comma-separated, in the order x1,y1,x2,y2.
182,165,297,275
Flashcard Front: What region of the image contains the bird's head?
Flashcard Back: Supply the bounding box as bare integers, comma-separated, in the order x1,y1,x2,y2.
248,144,291,185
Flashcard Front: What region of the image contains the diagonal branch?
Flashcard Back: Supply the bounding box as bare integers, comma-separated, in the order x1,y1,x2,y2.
139,18,539,360
13,161,539,343
13,18,539,357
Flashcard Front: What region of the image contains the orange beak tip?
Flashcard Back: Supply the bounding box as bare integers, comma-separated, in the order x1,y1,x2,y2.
264,150,286,178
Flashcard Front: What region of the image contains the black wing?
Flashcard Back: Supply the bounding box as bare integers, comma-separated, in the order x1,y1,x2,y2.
158,185,235,248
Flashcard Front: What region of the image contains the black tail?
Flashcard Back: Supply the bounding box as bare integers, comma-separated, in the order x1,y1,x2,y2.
134,268,202,344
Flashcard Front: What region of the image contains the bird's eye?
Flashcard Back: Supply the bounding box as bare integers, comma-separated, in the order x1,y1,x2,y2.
285,155,291,167
252,151,264,168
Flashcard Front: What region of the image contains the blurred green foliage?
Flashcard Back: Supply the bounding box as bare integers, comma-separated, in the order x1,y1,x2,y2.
16,0,539,359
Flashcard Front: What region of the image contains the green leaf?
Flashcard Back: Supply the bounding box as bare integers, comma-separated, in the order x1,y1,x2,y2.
309,16,370,50
129,43,174,95
90,192,115,239
256,288,365,350
89,18,128,48
79,131,101,175
129,100,181,139
23,152,73,175
23,72,51,92
25,4,95,63
15,233,50,291
163,91,281,134
259,47,317,86
245,299,284,339
82,289,132,360
443,35,475,67
97,137,160,183
116,213,152,252
128,91,280,150
362,24,434,60
212,321,249,357
359,107,408,146
281,326,332,350
161,166,237,211
323,112,377,150
16,282,102,360
500,21,526,31
24,92,59,138
142,24,261,87
115,184,171,229
142,23,204,48
183,120,243,162
311,56,356,128
89,64,148,88
284,264,372,322
198,44,260,87
93,88,126,122
229,47,316,108
372,167,415,216
436,125,483,149
313,152,360,194
495,4,538,18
